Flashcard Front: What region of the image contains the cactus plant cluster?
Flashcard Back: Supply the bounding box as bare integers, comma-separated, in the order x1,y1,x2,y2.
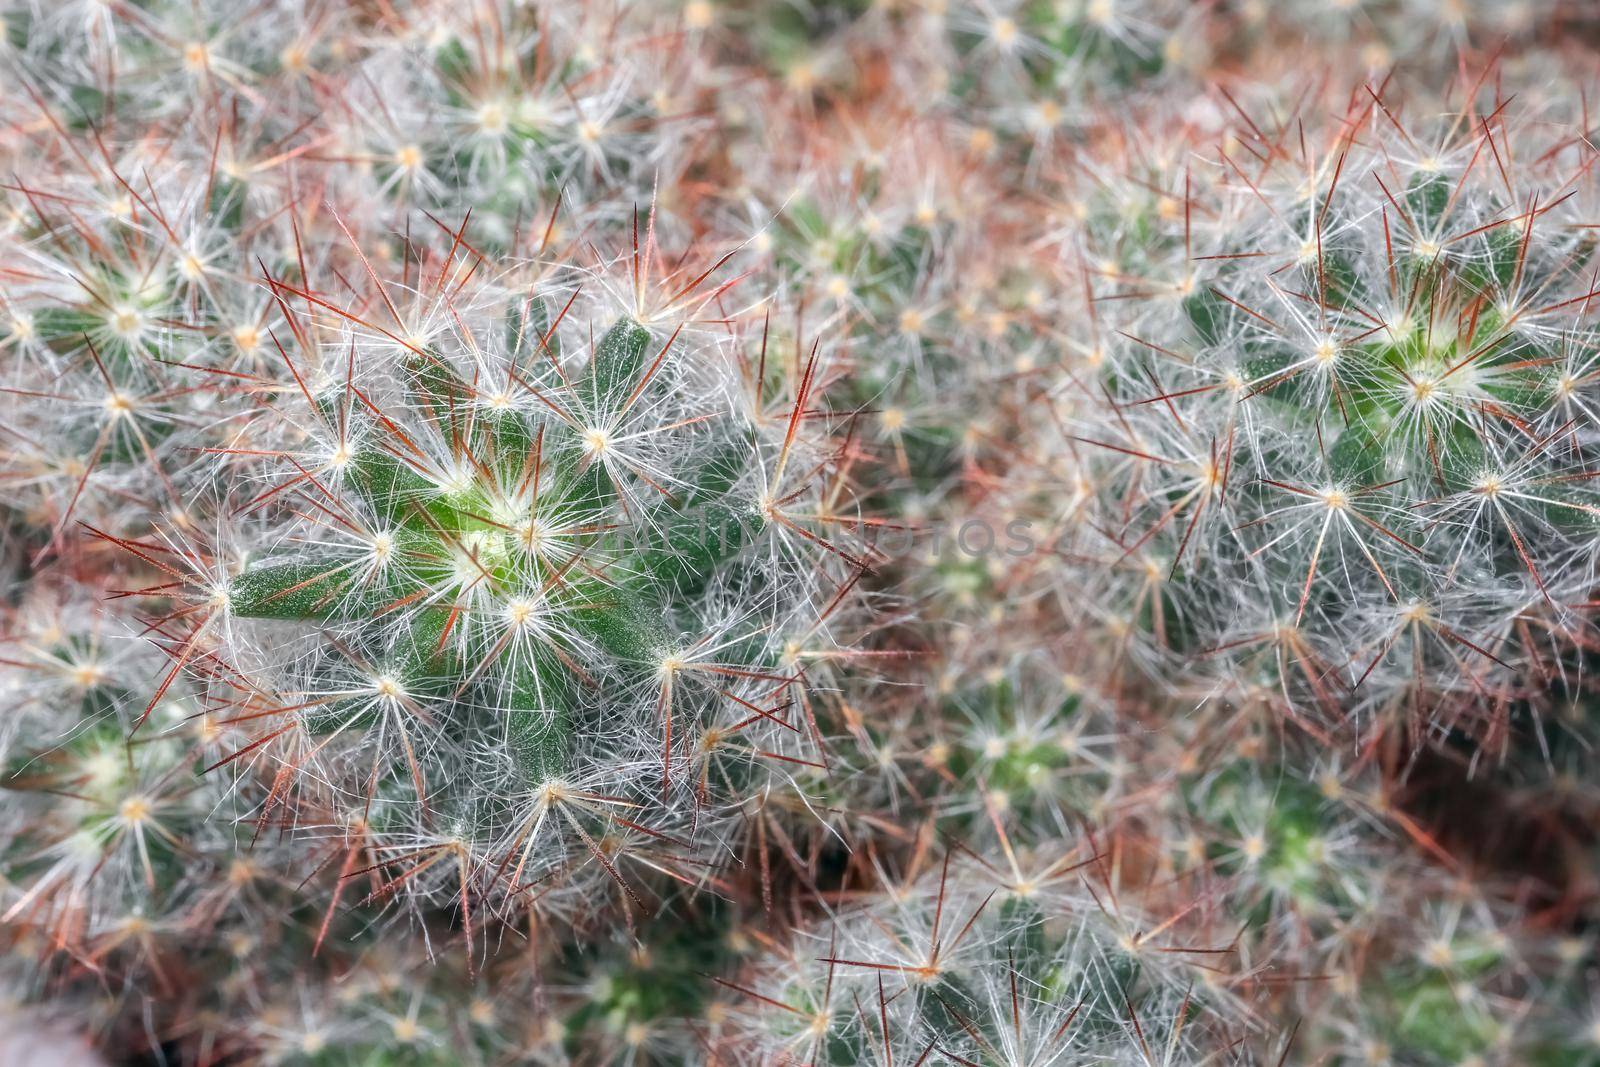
3,0,1600,1065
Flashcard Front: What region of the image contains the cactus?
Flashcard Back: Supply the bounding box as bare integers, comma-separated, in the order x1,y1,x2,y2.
306,2,704,251
717,835,1259,1064
1011,80,1600,744
114,216,880,940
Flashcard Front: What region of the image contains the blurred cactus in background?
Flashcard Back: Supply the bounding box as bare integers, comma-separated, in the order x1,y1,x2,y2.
3,0,1600,1065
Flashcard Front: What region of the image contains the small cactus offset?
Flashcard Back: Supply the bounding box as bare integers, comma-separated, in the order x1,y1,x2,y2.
4,1,1600,1065
717,832,1261,1065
